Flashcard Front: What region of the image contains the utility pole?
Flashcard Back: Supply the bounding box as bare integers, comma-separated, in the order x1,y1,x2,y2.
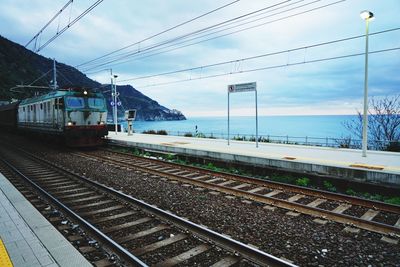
110,70,119,135
53,58,58,90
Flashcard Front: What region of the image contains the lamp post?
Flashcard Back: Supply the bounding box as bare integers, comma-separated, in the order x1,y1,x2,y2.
112,74,119,134
360,10,374,157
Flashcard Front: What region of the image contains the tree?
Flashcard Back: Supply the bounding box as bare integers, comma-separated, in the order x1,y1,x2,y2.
343,95,400,151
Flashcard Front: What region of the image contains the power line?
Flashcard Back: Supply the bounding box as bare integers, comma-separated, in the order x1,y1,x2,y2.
35,0,105,52
25,0,74,49
132,47,400,88
118,27,400,83
75,0,242,68
81,0,345,72
78,0,300,70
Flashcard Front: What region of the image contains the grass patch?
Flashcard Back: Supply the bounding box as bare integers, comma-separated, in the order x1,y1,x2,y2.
295,177,310,187
323,181,336,192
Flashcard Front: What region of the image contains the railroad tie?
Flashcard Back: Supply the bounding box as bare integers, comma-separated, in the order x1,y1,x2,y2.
191,175,210,180
209,256,240,267
264,189,282,197
232,183,250,190
332,203,352,214
133,233,187,256
204,177,224,183
117,224,170,244
247,187,265,194
287,194,305,202
307,198,326,208
67,195,103,204
360,209,380,221
217,180,236,186
170,171,189,176
153,244,210,267
79,205,124,217
102,217,152,234
90,211,137,224
73,200,115,210
395,217,400,228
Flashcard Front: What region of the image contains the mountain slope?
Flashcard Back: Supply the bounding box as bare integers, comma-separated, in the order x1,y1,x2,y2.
0,35,185,121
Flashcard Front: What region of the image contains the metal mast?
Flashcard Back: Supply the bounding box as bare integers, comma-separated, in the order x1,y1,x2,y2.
53,58,58,90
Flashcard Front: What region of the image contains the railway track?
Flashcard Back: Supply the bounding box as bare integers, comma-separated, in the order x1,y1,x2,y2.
75,149,400,238
0,145,294,267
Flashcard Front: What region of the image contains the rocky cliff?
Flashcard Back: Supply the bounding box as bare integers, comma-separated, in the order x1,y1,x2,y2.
0,35,186,121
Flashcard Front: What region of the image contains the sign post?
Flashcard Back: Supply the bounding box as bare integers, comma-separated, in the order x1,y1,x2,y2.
227,82,258,147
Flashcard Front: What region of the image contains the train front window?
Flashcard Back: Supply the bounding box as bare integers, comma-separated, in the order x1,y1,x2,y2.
66,97,84,108
88,98,105,109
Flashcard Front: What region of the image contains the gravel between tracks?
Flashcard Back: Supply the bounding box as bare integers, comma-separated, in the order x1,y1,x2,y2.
3,135,400,267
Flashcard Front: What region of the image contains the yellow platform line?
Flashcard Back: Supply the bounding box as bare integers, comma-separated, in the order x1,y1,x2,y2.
0,239,13,267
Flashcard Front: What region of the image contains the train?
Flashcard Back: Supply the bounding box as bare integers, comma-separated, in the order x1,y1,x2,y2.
0,87,108,147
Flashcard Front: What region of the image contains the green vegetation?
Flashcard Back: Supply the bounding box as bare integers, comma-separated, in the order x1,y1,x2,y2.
345,188,356,196
142,129,168,135
323,181,337,192
109,145,399,206
385,197,400,205
270,175,296,184
295,177,310,187
184,132,193,137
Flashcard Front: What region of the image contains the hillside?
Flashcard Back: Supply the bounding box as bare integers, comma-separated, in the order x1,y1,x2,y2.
0,35,185,121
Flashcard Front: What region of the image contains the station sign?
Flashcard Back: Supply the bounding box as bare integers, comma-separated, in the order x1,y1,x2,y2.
228,82,256,93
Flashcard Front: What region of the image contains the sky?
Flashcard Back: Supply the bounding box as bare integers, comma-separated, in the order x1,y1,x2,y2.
0,0,399,117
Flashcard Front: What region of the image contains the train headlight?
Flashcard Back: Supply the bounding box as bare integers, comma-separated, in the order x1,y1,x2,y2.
67,121,73,126
99,121,105,125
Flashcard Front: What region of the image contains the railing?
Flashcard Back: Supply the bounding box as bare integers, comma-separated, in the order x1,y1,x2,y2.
136,129,398,151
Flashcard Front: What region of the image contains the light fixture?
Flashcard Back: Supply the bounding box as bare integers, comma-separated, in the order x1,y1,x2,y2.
83,90,88,95
360,10,374,20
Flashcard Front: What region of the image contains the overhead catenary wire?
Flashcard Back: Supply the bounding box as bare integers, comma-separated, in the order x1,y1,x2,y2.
80,0,345,72
99,0,332,72
132,47,400,88
117,27,400,83
78,0,300,70
75,0,242,68
35,0,105,52
25,0,74,48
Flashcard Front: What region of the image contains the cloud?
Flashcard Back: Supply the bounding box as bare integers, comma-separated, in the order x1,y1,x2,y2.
1,0,399,116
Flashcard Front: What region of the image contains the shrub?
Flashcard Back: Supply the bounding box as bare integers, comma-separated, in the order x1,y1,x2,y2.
295,177,310,187
156,130,168,135
196,133,206,138
323,181,336,192
184,132,193,137
385,197,400,205
386,141,400,152
345,188,356,196
142,130,156,134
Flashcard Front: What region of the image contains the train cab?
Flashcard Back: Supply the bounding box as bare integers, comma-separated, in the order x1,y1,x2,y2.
17,87,108,147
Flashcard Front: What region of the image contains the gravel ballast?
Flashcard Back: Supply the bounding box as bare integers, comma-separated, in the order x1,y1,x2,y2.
2,134,400,266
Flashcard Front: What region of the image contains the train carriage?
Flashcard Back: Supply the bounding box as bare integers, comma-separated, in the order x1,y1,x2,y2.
16,87,108,147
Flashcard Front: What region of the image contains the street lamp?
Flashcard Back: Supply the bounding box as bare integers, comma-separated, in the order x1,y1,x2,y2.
360,10,374,157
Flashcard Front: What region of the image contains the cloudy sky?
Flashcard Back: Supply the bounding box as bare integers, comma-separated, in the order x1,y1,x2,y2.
1,0,399,117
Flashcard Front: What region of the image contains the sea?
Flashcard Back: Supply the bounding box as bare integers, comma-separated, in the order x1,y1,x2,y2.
122,115,358,143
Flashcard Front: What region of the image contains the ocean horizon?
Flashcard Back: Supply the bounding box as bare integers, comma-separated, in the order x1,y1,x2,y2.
123,115,358,140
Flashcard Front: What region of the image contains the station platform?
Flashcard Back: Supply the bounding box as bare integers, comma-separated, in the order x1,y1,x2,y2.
106,132,400,188
0,173,91,267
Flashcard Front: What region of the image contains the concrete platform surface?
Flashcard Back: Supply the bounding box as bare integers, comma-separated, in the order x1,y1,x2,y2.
0,173,91,267
107,132,400,187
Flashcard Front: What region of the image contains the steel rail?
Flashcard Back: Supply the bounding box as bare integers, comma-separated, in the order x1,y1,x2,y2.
85,151,400,236
0,157,148,267
104,148,400,214
6,146,296,267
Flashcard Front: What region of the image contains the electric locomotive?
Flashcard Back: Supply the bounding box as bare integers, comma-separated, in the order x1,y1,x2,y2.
17,87,108,147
